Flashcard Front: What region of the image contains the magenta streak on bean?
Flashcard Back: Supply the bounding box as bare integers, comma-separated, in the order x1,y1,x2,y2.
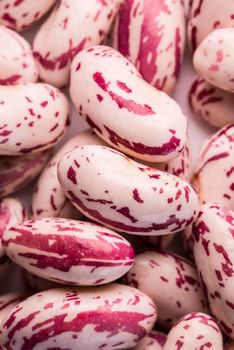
105,125,181,156
93,72,154,116
174,28,181,78
116,0,134,57
0,75,21,85
3,226,134,272
5,311,152,350
68,190,193,233
34,38,87,71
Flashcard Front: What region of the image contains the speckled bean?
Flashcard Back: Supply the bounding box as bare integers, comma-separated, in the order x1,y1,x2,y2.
2,218,135,285
0,0,56,32
113,0,185,95
0,197,26,277
132,330,166,350
0,284,157,350
127,251,208,328
0,292,25,326
194,28,234,93
58,145,199,236
33,0,121,87
189,76,234,128
163,312,223,350
188,0,234,51
32,129,105,219
193,203,234,338
0,151,50,197
194,125,234,210
0,83,70,155
70,45,187,163
0,26,38,85
225,340,234,350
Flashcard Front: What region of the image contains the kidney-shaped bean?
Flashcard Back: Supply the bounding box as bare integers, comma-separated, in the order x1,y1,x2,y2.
194,125,234,211
3,218,135,286
193,203,234,338
0,26,38,85
113,0,185,95
0,83,70,155
0,0,56,32
189,76,234,128
32,129,105,219
163,312,223,350
33,0,121,87
58,145,199,236
194,28,234,93
188,0,234,51
70,45,187,163
127,251,208,328
0,284,157,350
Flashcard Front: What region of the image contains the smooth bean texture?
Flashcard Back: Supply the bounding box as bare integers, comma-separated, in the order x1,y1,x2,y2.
132,330,166,350
193,203,234,338
0,83,70,155
189,76,234,128
70,45,187,163
163,312,223,350
0,292,25,326
0,284,157,350
194,28,234,92
127,251,208,328
113,0,185,95
58,145,199,236
33,0,121,87
3,218,135,285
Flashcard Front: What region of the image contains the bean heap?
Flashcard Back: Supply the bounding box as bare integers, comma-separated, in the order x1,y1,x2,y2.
0,0,233,349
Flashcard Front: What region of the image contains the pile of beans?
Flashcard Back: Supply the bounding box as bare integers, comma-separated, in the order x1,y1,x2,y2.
0,0,233,349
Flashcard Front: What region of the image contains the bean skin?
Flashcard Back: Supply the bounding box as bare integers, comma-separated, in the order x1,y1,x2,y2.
2,218,135,286
131,330,166,350
193,28,234,93
0,292,25,326
0,284,157,350
0,83,70,156
163,312,223,350
188,0,234,51
0,151,50,197
113,0,186,95
33,0,122,87
0,0,56,32
189,76,234,128
127,251,208,328
0,197,26,278
70,45,187,163
58,145,199,236
32,129,105,219
194,124,234,211
193,203,234,338
0,25,38,85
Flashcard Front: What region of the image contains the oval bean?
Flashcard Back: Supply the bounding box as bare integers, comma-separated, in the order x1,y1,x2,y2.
194,28,234,92
58,145,199,236
0,83,70,155
193,203,234,338
0,284,157,350
127,251,208,328
70,45,187,163
163,312,223,350
3,218,135,285
189,76,234,128
113,0,185,95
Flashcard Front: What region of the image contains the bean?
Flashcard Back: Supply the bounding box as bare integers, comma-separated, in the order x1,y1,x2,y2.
58,145,199,235
70,45,187,163
0,284,157,350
